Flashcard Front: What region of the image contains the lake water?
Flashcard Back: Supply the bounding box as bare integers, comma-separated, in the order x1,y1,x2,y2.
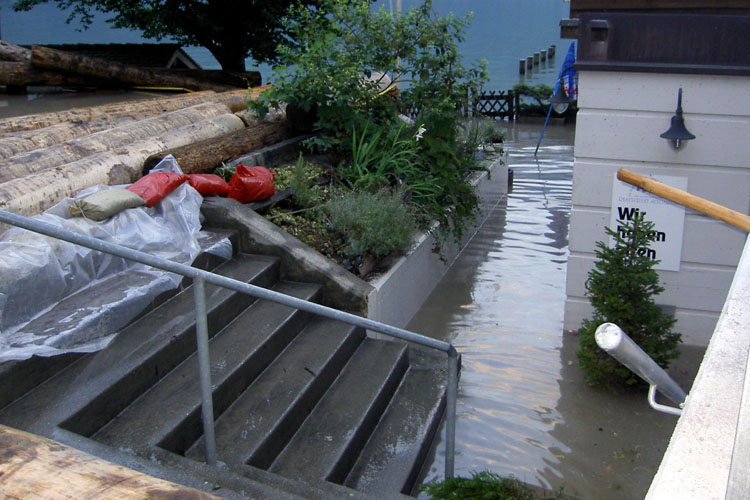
0,0,571,92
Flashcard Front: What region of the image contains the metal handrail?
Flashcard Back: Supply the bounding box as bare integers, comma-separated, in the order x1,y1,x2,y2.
595,322,686,415
0,209,458,478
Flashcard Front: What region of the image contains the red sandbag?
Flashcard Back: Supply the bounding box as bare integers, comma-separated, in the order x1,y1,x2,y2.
187,174,229,197
126,172,188,208
227,165,275,203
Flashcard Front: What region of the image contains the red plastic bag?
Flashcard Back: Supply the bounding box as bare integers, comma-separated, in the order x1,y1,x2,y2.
126,172,188,208
227,165,275,203
187,174,229,197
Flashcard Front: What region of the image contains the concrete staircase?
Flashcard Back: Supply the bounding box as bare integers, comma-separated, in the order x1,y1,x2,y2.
0,229,450,499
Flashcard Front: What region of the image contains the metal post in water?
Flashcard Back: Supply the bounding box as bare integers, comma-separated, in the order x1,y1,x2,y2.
193,277,218,466
595,323,687,407
444,348,458,479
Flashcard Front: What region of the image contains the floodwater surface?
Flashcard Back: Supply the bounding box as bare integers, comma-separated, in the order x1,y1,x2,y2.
410,122,703,500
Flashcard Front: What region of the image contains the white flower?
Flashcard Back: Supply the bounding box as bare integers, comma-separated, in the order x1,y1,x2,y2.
415,126,427,141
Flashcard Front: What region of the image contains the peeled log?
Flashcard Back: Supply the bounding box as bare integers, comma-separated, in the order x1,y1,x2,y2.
143,116,291,174
31,45,233,92
0,113,246,220
0,117,137,160
0,41,31,62
0,61,110,87
0,87,267,134
0,102,233,183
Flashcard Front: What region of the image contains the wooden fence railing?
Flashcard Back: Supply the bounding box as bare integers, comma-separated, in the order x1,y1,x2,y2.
470,90,518,120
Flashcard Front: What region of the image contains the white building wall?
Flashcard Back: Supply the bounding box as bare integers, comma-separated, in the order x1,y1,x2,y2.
564,71,750,346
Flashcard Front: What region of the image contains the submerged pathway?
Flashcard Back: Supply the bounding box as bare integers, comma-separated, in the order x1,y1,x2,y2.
409,123,699,500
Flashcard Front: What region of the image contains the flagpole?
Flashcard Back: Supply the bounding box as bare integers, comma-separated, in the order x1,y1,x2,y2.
534,78,559,156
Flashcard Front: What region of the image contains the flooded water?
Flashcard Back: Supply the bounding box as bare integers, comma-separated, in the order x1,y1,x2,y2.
410,122,704,500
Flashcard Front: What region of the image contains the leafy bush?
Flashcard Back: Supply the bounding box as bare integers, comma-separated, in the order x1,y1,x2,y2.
338,121,422,192
421,471,570,500
326,187,416,260
577,215,682,387
253,0,489,245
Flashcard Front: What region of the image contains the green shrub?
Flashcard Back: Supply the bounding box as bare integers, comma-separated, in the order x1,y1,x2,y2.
326,187,415,259
577,215,682,387
252,0,488,245
290,153,320,208
421,471,570,500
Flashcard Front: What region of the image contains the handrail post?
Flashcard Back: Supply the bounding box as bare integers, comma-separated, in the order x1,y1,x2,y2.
193,277,217,466
444,347,458,479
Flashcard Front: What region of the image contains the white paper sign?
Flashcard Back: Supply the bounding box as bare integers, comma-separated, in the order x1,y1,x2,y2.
610,173,688,272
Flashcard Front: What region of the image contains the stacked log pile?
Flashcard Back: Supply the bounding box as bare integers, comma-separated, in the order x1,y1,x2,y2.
0,41,259,92
0,85,291,221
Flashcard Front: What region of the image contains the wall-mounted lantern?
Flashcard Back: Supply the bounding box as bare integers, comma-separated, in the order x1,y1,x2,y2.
660,88,695,150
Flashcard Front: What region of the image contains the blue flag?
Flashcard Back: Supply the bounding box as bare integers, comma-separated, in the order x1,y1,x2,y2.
560,42,577,100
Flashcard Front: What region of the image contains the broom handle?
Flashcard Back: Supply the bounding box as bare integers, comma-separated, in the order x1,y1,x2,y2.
617,168,750,232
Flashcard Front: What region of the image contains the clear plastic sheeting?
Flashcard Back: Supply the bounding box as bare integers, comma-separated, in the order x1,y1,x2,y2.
0,155,203,362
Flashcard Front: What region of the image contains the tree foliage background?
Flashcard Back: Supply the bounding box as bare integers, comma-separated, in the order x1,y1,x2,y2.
12,0,325,71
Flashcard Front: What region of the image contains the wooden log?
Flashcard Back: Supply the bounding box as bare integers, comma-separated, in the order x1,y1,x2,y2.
617,168,750,232
31,45,233,92
0,60,113,88
0,117,138,160
143,115,291,174
0,113,246,221
0,102,232,182
0,87,266,134
0,41,31,62
169,69,262,88
0,425,221,499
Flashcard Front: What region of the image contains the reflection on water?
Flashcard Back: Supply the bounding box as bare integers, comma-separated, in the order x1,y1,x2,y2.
410,123,702,499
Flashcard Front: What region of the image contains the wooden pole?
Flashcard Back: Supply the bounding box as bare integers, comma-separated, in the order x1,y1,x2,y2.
617,168,750,232
0,87,266,134
0,102,233,182
30,45,233,92
142,116,291,174
0,41,31,62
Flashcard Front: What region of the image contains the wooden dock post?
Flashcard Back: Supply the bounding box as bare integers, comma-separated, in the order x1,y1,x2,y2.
541,49,547,61
549,45,556,57
534,52,540,65
519,59,526,74
526,56,533,70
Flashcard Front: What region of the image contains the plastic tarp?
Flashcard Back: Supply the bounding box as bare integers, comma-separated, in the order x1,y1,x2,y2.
0,155,204,362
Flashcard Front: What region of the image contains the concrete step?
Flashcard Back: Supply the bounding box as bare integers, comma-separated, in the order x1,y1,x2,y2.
269,338,409,485
0,253,279,437
93,280,322,455
186,317,366,468
344,367,447,496
0,227,239,410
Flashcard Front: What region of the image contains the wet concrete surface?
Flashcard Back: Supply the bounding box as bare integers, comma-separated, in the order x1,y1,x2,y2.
409,122,705,500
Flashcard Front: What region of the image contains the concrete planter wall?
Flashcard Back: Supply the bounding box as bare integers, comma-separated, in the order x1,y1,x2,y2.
202,154,508,331
367,155,508,330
